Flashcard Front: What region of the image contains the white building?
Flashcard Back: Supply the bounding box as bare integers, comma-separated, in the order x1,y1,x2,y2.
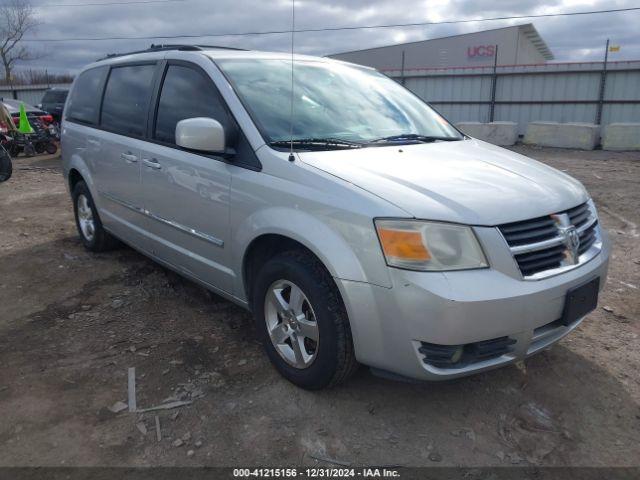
328,24,554,70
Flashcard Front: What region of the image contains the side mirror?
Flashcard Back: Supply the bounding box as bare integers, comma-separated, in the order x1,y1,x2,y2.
36,104,43,109
175,117,226,153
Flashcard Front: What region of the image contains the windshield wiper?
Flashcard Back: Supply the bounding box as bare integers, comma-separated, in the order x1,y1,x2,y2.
367,133,463,144
270,138,363,150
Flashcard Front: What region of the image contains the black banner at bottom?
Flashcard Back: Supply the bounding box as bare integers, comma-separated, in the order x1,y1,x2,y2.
0,467,638,480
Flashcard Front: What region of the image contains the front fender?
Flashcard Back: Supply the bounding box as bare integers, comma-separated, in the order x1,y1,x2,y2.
232,206,391,302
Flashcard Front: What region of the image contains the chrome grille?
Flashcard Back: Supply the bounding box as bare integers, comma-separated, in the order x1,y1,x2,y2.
567,202,591,229
498,201,602,280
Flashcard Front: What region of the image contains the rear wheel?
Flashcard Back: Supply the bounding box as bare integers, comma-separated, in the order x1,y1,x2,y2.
72,180,119,252
252,250,358,389
45,142,58,155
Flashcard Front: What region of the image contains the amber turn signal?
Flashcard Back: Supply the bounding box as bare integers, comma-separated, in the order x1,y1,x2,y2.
377,228,431,261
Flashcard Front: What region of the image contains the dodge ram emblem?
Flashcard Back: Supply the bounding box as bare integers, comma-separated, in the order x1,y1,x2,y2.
552,213,581,264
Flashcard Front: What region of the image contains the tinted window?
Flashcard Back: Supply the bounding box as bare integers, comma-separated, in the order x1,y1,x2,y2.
154,65,227,144
101,64,156,136
66,67,107,124
43,90,68,103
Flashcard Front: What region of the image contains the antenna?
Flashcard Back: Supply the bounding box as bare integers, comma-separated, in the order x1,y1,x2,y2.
288,0,296,162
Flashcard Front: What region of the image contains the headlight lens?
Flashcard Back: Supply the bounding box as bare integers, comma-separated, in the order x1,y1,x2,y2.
375,219,488,271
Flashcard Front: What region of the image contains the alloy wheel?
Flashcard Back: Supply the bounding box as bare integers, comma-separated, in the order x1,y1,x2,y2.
264,279,319,369
77,194,95,242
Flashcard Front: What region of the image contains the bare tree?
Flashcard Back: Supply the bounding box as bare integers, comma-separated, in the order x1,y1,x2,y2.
0,0,40,82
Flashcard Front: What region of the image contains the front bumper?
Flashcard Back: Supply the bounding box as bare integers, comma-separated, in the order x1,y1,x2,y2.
337,228,611,381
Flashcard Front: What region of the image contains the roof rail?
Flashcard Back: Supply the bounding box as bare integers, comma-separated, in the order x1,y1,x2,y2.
148,44,247,52
98,43,247,61
191,44,247,51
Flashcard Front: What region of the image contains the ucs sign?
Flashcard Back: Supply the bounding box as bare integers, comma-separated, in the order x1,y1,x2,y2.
468,45,496,58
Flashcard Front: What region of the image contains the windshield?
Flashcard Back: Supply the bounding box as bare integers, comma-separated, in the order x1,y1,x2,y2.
217,58,462,148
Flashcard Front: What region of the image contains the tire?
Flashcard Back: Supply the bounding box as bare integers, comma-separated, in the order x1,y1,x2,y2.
0,150,12,182
72,180,119,252
8,144,20,157
252,250,358,389
45,142,58,155
35,142,46,154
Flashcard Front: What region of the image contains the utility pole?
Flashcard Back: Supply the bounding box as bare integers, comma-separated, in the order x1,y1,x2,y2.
400,50,406,86
595,38,609,125
489,44,499,122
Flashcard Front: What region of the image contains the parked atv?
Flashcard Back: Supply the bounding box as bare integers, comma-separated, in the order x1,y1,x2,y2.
0,102,58,158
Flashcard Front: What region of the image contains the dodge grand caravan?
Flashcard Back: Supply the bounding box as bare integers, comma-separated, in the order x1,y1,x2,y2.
61,45,610,389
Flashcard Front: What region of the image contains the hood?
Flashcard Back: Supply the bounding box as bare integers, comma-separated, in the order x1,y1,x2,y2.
299,139,588,226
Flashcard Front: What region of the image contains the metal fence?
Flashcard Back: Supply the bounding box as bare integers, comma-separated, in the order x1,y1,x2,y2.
0,83,72,106
384,60,640,134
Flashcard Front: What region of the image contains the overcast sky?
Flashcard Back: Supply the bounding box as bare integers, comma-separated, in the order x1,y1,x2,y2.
18,0,640,74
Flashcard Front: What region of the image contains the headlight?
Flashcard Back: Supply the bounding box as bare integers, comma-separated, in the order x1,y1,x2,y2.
375,219,488,271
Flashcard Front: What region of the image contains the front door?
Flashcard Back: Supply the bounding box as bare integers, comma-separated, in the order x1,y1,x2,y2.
139,63,234,293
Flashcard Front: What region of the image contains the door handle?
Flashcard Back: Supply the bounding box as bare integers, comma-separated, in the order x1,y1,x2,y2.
121,152,138,163
143,158,162,170
87,138,100,147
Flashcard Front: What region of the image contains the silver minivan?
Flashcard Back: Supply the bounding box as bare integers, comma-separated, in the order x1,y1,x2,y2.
62,45,610,389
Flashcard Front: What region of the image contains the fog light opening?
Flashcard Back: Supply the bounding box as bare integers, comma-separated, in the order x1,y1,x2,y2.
450,346,464,364
419,336,516,369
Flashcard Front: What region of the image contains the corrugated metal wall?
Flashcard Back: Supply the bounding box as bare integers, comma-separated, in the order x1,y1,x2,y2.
387,61,640,134
3,64,639,135
0,83,72,107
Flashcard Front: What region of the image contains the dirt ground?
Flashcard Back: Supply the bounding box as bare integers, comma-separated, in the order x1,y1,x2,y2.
0,146,639,468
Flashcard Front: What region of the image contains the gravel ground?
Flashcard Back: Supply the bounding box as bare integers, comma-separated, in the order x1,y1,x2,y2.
0,146,638,468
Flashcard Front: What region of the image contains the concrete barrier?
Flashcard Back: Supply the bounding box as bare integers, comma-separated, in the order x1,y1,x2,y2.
523,122,600,150
456,121,518,146
602,123,640,151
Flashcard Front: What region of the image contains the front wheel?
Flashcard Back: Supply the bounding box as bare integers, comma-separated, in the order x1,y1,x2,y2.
8,144,20,157
252,250,358,389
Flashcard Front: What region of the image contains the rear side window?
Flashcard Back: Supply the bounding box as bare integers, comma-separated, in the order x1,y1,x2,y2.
66,67,107,124
154,65,227,144
43,90,68,103
101,64,156,137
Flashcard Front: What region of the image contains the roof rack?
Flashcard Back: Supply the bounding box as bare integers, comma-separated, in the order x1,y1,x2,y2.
98,43,246,61
190,44,247,51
